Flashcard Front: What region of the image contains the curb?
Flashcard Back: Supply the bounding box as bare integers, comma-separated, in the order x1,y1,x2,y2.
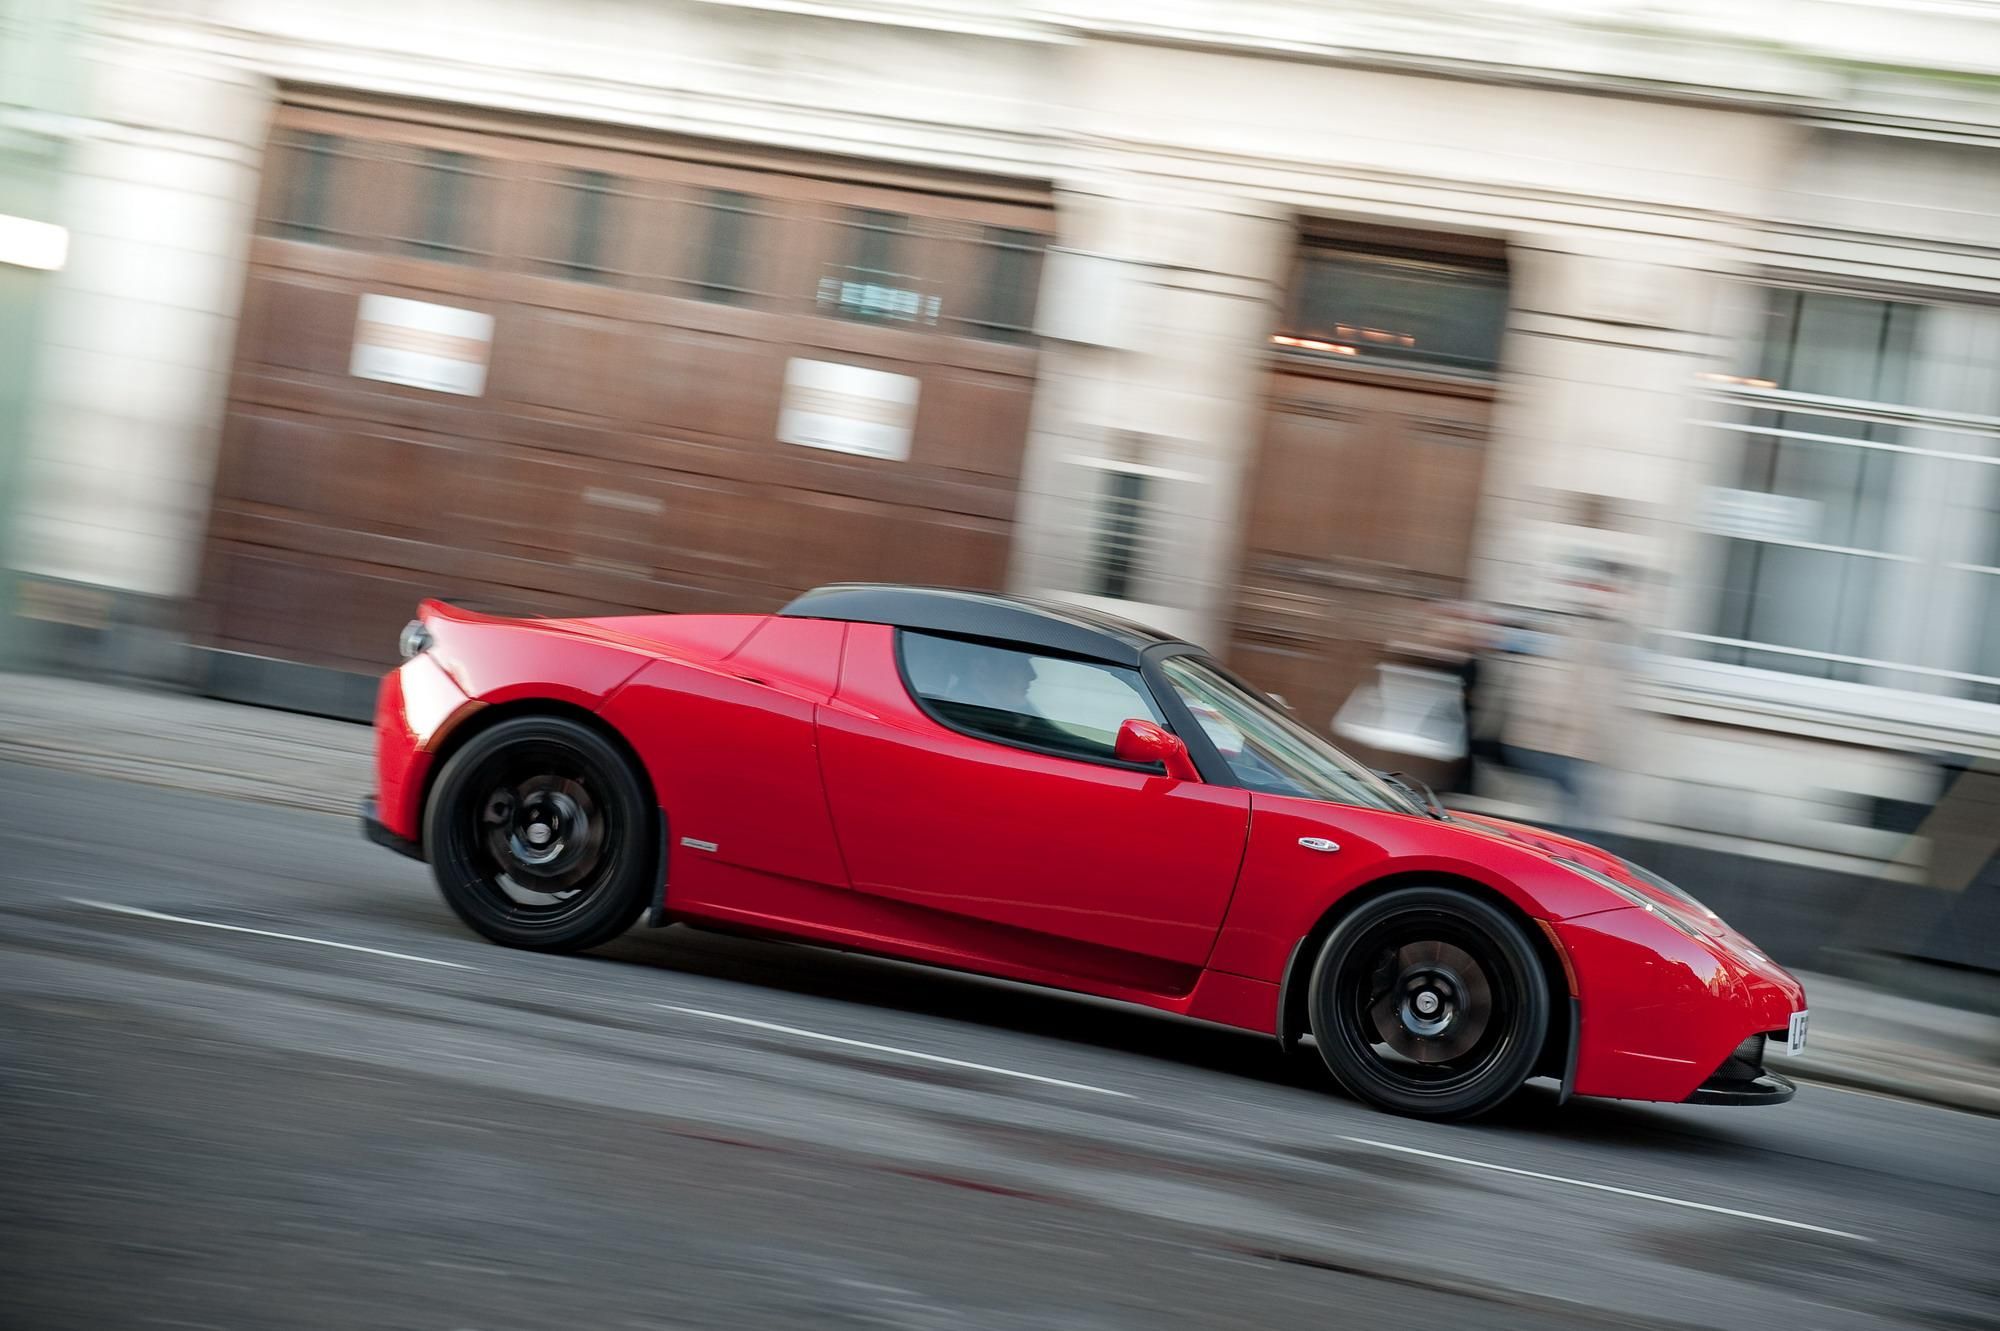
1788,1060,2000,1118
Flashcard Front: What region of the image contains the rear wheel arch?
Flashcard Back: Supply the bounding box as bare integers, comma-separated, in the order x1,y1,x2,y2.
1276,870,1571,1080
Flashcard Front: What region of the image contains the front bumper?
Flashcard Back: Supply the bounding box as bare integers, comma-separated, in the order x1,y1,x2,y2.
1685,1072,1797,1106
1555,906,1808,1104
1682,1032,1796,1106
361,796,424,861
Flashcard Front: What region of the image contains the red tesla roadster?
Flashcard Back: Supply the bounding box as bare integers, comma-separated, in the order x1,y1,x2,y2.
363,584,1807,1120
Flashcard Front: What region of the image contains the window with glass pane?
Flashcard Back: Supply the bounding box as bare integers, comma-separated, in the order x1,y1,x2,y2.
1089,469,1147,601
899,631,1163,763
1159,657,1420,812
266,132,340,243
967,227,1045,343
560,169,615,282
1693,287,2000,703
848,209,903,277
822,209,930,324
693,189,756,304
1277,245,1508,375
1707,291,1919,680
404,149,479,263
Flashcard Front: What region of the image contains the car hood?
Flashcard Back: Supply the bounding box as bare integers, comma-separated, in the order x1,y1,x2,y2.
1444,811,1627,875
1443,811,1736,939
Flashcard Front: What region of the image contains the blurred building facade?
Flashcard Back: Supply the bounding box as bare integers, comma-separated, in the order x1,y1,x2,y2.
0,0,84,630
9,0,2000,944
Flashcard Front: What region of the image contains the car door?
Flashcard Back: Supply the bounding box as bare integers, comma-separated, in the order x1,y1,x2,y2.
815,624,1251,984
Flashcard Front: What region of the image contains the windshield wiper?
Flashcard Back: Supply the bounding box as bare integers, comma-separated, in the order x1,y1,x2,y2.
1380,770,1447,820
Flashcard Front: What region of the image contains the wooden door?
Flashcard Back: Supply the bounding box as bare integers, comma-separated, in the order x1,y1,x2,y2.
1228,360,1497,776
201,95,1053,673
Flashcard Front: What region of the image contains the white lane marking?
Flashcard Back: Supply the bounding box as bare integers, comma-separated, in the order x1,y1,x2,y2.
1340,1136,1870,1242
70,899,476,970
656,1003,1130,1098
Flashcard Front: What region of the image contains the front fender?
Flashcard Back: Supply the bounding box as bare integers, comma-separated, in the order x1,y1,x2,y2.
1205,794,1624,985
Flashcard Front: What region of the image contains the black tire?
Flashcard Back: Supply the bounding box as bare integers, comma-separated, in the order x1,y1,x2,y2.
1306,887,1549,1121
424,715,655,952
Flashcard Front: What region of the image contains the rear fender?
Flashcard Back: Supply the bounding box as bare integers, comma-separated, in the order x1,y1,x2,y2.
418,600,651,712
376,602,653,841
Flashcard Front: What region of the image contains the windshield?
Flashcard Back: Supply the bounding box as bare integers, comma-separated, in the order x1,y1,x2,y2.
1159,656,1424,814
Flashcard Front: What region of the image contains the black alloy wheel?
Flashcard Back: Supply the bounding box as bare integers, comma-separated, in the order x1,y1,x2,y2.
425,715,654,952
1307,887,1550,1121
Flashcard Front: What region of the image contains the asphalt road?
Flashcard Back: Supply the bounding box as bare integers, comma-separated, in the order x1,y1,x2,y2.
2,759,1996,1331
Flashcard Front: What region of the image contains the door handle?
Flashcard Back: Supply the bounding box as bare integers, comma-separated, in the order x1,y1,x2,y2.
1298,837,1341,853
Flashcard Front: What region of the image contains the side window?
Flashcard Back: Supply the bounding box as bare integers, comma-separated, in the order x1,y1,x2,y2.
899,631,1165,763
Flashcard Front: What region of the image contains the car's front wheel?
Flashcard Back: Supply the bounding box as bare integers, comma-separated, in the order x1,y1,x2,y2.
425,715,654,952
1307,887,1550,1121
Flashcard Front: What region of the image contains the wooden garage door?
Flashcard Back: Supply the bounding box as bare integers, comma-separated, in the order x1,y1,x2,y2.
200,95,1052,673
1228,232,1505,761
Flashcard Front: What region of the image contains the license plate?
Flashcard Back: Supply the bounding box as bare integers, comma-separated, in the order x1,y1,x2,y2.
1780,1009,1809,1057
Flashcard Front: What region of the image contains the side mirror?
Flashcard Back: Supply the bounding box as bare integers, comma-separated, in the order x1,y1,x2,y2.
1115,718,1200,782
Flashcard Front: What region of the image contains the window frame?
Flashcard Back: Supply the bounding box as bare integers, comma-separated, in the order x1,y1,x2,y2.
691,186,759,305
560,167,617,283
1274,236,1510,379
1676,285,2000,711
389,145,487,265
1088,467,1149,602
893,629,1178,775
269,130,339,243
890,629,1424,806
963,224,1047,344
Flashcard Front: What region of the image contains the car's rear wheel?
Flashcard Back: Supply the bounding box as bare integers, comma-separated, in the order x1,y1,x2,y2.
1307,887,1549,1121
425,715,654,952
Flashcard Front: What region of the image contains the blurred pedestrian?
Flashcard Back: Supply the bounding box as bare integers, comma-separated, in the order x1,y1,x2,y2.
1419,602,1496,796
1497,560,1635,825
1461,604,1515,794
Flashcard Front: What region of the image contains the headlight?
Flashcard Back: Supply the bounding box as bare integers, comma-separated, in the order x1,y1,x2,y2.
398,619,434,661
1552,856,1714,943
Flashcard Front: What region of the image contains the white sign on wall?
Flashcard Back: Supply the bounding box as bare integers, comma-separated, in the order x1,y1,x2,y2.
1697,487,1821,544
776,358,919,461
350,294,495,397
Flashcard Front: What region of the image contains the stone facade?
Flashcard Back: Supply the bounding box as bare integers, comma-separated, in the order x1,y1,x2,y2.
12,0,2000,884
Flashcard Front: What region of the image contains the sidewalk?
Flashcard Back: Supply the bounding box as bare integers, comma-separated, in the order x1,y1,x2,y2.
4,670,1996,1116
0,671,369,816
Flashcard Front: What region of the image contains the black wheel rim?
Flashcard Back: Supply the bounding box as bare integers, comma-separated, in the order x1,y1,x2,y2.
1330,909,1521,1096
459,740,621,927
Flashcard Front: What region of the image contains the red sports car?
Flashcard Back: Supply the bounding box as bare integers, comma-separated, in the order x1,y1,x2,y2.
363,584,1807,1121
